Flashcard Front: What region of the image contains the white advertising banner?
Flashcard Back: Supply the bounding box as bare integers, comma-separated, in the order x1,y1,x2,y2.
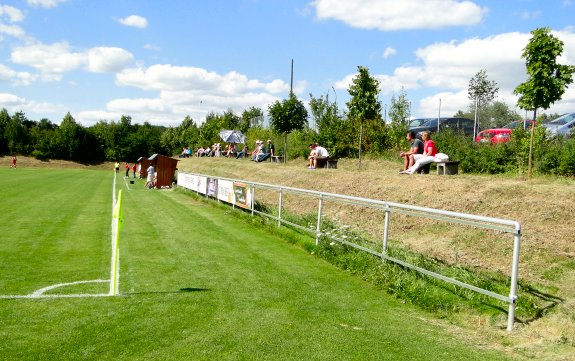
178,173,251,209
232,182,251,209
178,173,207,194
217,179,234,203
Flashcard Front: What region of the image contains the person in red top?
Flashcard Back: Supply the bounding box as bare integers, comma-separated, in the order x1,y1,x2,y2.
11,156,17,168
132,163,137,178
400,132,442,175
125,162,130,178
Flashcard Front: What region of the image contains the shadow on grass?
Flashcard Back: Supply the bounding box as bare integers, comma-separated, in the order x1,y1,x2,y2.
180,287,210,292
124,288,211,296
518,283,564,325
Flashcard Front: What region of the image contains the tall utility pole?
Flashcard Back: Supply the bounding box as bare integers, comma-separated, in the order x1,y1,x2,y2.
290,59,294,95
437,98,442,133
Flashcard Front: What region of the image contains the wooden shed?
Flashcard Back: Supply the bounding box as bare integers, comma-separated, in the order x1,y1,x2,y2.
148,154,179,188
136,157,152,179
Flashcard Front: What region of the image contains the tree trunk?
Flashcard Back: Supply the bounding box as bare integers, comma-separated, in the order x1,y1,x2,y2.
528,108,537,178
473,97,479,143
283,133,288,164
357,120,363,170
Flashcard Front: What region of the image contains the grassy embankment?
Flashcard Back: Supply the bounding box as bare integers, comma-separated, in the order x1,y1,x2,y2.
177,155,575,359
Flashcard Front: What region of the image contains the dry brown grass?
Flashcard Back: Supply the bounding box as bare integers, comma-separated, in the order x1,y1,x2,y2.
2,156,113,170
178,155,575,359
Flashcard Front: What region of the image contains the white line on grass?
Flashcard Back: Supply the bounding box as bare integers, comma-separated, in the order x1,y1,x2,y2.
123,176,131,190
31,279,110,297
109,172,121,295
0,280,110,299
0,294,110,299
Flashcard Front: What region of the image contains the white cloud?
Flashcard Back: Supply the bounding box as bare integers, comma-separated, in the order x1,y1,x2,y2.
334,67,422,95
99,64,302,124
74,110,123,126
11,42,134,80
0,92,67,117
116,64,290,94
0,92,26,106
87,47,134,73
0,64,37,85
519,10,541,21
107,98,171,114
118,15,148,29
144,43,160,51
312,0,486,31
0,5,25,22
27,0,67,9
0,23,27,39
419,90,469,117
0,5,28,40
382,47,396,58
11,42,84,81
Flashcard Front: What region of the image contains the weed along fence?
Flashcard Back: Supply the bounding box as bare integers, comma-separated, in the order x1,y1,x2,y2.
177,172,522,332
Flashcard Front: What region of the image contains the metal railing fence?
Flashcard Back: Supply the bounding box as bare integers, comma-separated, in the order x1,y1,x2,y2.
177,171,521,331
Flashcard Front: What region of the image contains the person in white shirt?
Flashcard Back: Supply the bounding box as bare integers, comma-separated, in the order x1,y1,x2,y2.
145,164,155,188
308,143,329,169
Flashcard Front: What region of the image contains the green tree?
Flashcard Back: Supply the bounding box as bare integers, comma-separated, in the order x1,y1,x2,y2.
29,118,58,160
309,92,342,153
53,112,83,160
240,106,263,133
6,111,29,155
160,127,182,155
346,66,382,168
468,69,499,140
514,27,575,177
268,93,308,160
388,88,411,150
0,108,10,154
178,115,200,150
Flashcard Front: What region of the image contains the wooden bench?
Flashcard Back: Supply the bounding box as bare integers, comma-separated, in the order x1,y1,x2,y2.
436,161,460,175
316,157,338,169
270,155,284,163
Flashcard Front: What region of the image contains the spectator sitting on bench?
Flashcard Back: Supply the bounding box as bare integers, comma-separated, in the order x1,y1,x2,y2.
399,131,424,171
235,143,249,159
224,143,237,158
251,140,263,161
308,143,329,169
257,139,275,162
400,131,442,175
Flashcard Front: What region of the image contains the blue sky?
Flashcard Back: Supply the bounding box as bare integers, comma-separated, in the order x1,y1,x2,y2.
1,0,574,126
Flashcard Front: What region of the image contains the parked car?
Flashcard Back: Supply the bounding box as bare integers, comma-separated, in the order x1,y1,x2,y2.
408,118,434,129
475,129,512,144
503,120,537,129
542,113,575,137
410,117,476,138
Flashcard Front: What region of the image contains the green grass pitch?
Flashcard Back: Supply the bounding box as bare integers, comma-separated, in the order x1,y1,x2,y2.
0,167,510,360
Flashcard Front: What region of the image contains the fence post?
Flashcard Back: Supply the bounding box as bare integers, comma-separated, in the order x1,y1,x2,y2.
507,229,521,331
315,194,323,245
383,204,390,256
278,189,283,228
251,185,255,216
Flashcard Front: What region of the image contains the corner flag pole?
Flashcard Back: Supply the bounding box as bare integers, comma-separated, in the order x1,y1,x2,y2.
109,190,123,295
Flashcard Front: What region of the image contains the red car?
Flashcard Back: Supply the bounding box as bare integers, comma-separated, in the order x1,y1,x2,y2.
475,128,512,144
